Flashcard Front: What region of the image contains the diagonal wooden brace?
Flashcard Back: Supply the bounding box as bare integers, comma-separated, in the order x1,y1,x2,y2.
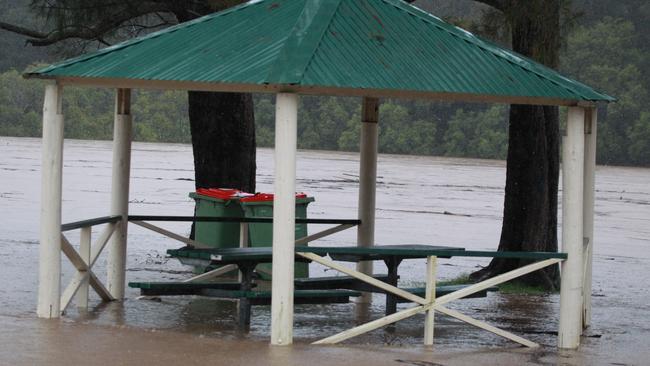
313,303,428,344
298,252,427,304
435,258,563,305
89,222,118,267
60,234,115,312
295,224,355,245
130,221,211,249
311,256,563,345
434,305,538,348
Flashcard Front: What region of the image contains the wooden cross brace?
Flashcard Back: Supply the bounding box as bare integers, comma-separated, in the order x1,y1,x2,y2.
59,223,118,313
298,252,562,347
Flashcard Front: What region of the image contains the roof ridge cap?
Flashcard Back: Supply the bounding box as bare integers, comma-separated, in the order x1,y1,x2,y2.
26,0,268,77
265,0,342,85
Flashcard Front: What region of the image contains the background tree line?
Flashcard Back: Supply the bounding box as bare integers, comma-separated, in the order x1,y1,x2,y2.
1,0,648,166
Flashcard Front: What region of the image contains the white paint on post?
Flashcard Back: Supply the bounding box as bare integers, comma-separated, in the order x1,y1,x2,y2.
356,97,379,303
77,226,91,308
107,89,133,299
424,256,437,346
582,108,597,328
37,84,64,318
558,107,586,349
270,93,298,346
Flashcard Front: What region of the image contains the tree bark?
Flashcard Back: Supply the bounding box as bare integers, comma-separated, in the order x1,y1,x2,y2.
470,0,561,289
188,91,256,192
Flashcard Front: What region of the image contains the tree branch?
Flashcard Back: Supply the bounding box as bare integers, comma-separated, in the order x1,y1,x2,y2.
0,21,48,39
472,0,508,12
0,2,172,47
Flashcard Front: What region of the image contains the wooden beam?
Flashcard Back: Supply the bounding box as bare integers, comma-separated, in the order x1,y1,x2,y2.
77,227,91,308
313,303,427,344
270,93,299,346
130,221,211,249
39,76,588,107
89,223,117,267
356,97,380,304
295,224,354,245
311,257,561,345
424,256,437,346
60,215,121,232
107,88,133,299
434,305,538,348
298,252,426,305
559,107,586,349
582,107,597,329
60,272,88,313
182,265,239,283
436,259,562,305
61,235,115,303
37,83,64,319
128,215,360,225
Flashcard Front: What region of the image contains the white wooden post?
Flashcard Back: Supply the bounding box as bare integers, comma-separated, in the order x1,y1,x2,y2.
558,107,586,349
356,97,379,303
270,93,299,346
107,89,133,299
424,255,437,346
37,84,64,318
582,108,597,328
77,226,91,308
239,222,249,282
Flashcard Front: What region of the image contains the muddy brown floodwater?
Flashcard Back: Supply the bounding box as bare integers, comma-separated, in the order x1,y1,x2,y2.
0,136,648,365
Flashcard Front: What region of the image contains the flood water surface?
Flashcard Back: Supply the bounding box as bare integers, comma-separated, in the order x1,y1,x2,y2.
0,137,649,364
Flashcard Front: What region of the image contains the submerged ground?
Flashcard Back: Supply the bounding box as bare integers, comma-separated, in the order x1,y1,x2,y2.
0,137,648,365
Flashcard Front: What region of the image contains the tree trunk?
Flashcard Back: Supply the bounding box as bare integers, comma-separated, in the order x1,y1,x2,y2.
470,0,561,289
188,91,256,192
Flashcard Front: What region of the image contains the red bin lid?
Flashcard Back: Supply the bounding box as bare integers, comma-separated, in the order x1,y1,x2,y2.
196,188,251,200
240,192,307,203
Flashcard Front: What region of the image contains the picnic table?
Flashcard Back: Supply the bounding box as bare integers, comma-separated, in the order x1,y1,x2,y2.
130,244,566,346
133,245,473,326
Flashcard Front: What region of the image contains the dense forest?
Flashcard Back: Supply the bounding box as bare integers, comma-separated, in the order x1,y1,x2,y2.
1,0,648,166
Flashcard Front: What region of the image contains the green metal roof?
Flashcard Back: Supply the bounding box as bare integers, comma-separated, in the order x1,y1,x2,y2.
26,0,614,105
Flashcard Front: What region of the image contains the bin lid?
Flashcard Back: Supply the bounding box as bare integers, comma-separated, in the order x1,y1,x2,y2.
195,188,253,200
240,192,308,203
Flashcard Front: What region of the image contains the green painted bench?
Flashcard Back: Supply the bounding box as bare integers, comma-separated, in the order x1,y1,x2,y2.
294,274,394,291
199,289,361,305
129,281,248,296
129,280,361,328
128,281,360,305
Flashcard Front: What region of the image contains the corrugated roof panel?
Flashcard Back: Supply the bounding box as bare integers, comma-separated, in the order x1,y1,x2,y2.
27,0,614,103
34,0,303,84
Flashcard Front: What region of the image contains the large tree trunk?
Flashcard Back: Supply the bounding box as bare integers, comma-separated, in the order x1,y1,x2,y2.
188,91,256,192
471,0,561,289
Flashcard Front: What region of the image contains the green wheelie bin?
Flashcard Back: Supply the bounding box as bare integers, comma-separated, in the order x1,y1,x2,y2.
190,188,245,249
240,193,314,279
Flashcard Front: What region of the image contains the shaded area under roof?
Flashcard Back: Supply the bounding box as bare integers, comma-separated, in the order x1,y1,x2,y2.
26,0,614,106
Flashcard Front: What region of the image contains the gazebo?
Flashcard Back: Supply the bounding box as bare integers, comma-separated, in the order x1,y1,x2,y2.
26,0,613,349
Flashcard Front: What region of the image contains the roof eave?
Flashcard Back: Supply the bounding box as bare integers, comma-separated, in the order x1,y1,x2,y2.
26,75,604,107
